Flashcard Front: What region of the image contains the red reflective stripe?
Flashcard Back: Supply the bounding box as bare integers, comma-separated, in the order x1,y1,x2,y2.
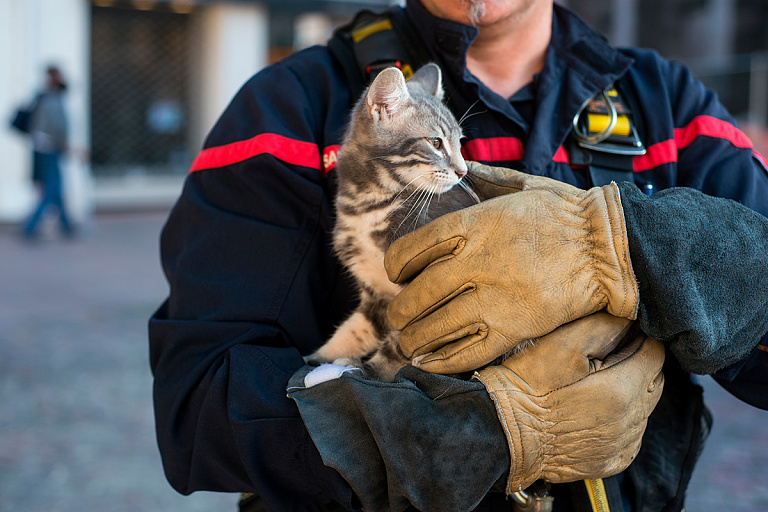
324,115,761,174
634,115,759,172
461,137,524,162
675,115,753,149
461,139,571,165
634,139,677,172
190,133,321,173
553,145,570,164
461,137,570,164
323,145,341,175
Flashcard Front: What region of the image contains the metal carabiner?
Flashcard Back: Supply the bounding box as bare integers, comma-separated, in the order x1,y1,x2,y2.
572,89,618,145
510,482,554,512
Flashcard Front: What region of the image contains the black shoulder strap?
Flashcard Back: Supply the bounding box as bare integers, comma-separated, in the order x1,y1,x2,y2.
327,7,431,102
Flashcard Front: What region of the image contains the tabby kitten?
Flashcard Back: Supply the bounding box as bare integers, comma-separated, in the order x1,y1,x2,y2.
309,63,481,381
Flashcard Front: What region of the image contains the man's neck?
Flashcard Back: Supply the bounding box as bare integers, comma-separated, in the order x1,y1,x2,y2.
466,2,553,99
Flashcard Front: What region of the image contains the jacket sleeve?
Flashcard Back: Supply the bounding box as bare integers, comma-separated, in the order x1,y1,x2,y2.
618,182,768,409
614,56,768,409
149,51,361,510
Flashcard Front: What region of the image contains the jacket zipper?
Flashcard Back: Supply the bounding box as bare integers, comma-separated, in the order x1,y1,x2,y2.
584,478,610,512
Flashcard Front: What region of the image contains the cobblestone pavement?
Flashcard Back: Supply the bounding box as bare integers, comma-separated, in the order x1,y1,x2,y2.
0,212,766,512
0,212,238,512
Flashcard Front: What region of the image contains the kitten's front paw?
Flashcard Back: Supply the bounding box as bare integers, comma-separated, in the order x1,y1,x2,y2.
305,345,339,366
332,357,362,368
305,348,335,366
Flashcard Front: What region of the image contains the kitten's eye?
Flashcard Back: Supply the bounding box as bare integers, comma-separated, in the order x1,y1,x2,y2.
426,137,443,150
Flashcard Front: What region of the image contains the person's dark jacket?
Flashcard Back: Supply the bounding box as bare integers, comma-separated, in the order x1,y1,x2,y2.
149,2,768,511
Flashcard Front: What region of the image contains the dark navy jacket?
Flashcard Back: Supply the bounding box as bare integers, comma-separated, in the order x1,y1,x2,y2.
150,1,768,511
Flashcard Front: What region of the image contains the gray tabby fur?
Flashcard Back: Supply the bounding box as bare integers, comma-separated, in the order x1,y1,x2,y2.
309,64,483,381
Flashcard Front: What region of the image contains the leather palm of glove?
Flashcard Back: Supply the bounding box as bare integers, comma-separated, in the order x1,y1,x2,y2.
385,162,640,374
474,312,665,494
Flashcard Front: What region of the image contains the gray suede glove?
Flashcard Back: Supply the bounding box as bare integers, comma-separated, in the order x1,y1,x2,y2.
288,365,509,512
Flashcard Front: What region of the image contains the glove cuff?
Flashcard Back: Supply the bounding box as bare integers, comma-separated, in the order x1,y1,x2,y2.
474,368,548,494
587,182,639,320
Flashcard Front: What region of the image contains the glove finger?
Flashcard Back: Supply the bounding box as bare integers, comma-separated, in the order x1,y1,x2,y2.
594,332,665,418
498,313,633,389
384,216,467,284
415,330,521,375
465,162,527,199
395,288,484,357
467,161,582,196
386,259,474,331
397,292,531,372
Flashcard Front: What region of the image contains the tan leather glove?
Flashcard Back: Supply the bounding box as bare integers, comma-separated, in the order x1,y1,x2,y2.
473,312,665,493
466,161,584,198
385,162,639,374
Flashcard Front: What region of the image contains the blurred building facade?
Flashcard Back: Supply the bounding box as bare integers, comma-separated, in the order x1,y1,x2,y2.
0,0,766,222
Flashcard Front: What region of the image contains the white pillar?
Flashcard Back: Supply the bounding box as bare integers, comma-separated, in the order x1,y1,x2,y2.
0,0,91,224
0,0,35,222
190,2,269,152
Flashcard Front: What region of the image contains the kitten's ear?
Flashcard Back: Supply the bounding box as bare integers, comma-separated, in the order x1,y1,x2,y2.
409,63,444,101
366,68,410,127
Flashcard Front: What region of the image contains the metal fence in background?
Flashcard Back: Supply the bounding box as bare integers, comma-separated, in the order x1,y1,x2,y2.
91,6,192,178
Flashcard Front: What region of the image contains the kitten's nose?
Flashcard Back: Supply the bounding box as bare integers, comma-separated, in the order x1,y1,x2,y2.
454,164,467,178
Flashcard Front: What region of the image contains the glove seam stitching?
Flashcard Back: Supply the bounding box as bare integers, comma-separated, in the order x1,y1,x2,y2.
509,405,525,492
609,182,639,319
583,193,610,314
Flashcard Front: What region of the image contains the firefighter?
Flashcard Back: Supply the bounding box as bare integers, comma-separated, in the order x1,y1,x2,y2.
149,1,768,510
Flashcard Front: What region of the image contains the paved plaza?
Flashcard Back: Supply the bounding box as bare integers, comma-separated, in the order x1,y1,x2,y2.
0,210,766,511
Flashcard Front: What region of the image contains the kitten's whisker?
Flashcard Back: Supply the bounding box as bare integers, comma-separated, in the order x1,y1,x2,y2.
414,189,431,227
457,100,479,125
458,100,486,126
411,186,431,219
406,185,434,229
421,184,438,224
390,174,430,205
459,110,487,126
459,180,482,204
392,183,430,235
412,183,437,232
397,174,430,195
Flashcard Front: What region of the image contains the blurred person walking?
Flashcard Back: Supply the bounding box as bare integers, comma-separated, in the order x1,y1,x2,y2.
21,65,74,240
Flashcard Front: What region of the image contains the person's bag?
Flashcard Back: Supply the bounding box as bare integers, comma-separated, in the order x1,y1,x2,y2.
9,95,41,134
10,107,33,134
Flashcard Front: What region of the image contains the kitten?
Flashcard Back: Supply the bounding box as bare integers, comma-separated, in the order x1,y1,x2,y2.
309,63,483,381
